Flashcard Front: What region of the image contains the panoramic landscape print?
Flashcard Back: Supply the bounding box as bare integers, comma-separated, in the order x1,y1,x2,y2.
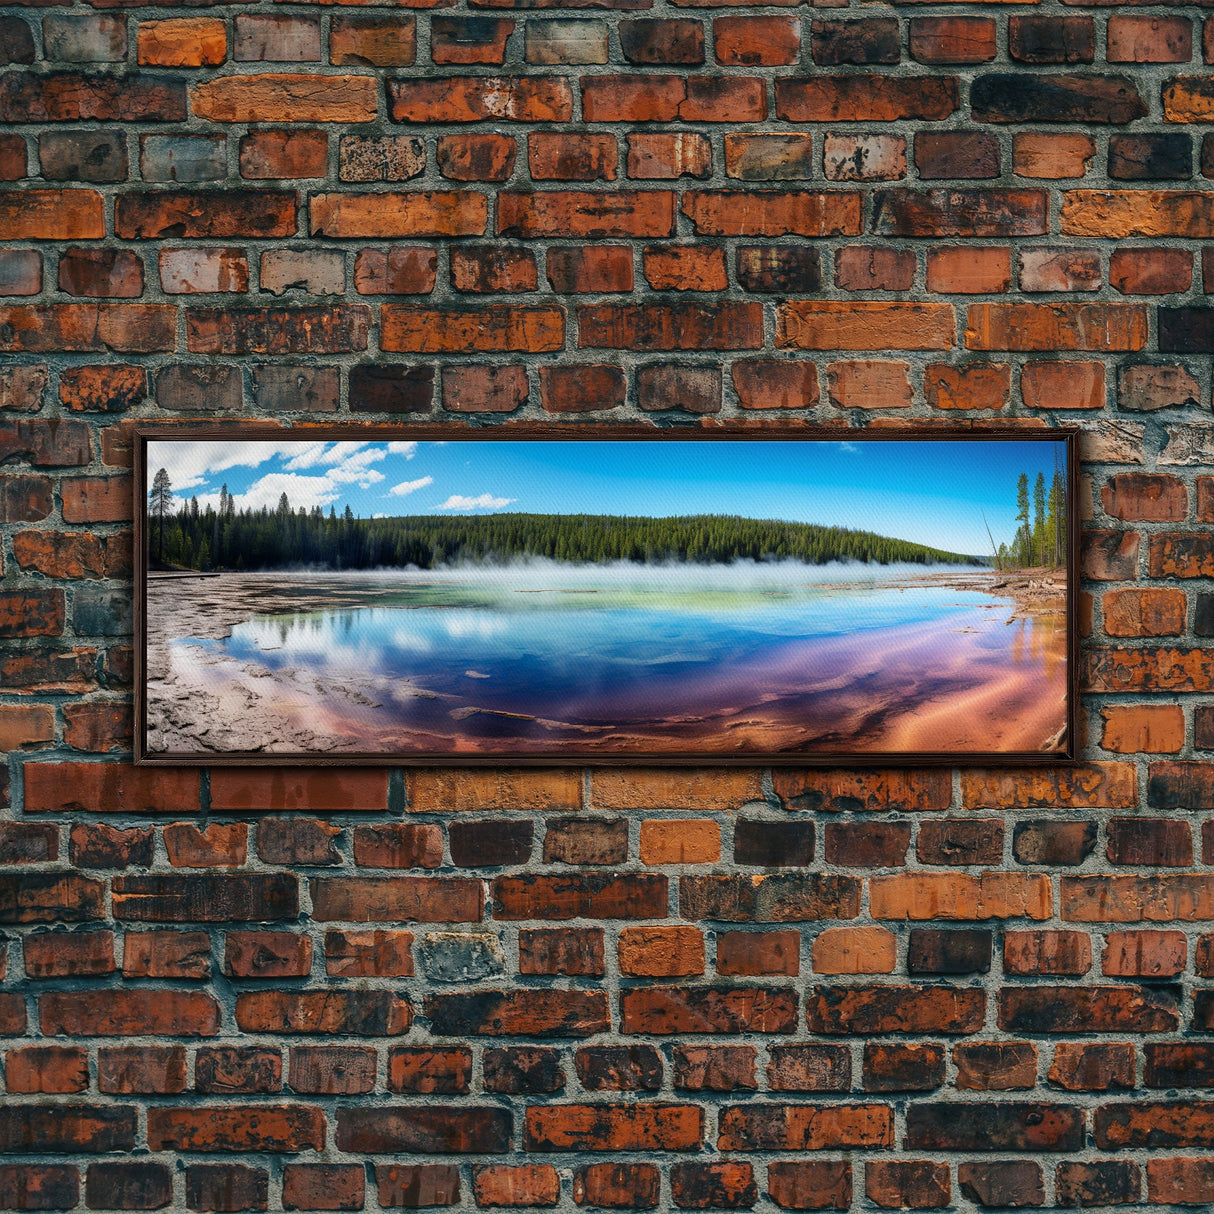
140,433,1071,761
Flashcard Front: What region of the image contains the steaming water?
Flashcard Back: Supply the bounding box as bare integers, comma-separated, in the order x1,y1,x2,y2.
176,562,1058,751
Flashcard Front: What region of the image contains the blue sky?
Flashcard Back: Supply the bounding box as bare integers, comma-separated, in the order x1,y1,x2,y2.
150,437,1066,556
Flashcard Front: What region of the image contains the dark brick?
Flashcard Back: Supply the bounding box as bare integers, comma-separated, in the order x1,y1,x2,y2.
483,1047,565,1094
971,75,1147,124
448,820,532,867
1013,820,1096,865
0,18,35,65
1009,16,1095,64
1160,307,1214,353
348,364,434,412
810,19,899,65
733,819,814,867
863,1043,946,1093
1055,1160,1140,1207
906,1103,1083,1152
736,247,821,294
576,1045,663,1092
85,1163,172,1210
958,1161,1044,1209
907,930,992,975
184,1165,268,1213
1109,134,1192,181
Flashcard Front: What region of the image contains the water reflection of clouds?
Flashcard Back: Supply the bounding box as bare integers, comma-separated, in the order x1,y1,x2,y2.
440,611,510,641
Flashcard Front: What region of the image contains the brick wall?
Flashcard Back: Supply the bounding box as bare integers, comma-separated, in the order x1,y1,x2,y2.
2,0,1214,1209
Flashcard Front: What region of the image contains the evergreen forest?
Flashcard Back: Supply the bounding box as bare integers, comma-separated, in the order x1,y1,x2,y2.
147,472,981,573
990,463,1067,571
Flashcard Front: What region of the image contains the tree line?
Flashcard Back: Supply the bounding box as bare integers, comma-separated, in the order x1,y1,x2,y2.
147,473,980,573
991,462,1066,570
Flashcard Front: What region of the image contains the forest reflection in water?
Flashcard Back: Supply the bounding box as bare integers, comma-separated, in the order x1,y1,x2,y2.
152,564,1066,756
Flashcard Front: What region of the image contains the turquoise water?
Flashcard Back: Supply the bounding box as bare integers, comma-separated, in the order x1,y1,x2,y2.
181,566,1046,751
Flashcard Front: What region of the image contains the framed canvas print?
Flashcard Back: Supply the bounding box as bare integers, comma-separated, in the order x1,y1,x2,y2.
134,425,1078,766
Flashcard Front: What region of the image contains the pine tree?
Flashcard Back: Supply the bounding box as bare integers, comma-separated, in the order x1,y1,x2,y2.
1015,473,1030,567
150,467,173,562
1032,472,1046,567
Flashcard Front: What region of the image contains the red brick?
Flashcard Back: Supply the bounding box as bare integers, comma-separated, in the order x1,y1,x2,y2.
776,75,956,122
381,304,563,353
288,1047,374,1096
23,930,115,977
149,1105,323,1153
325,929,414,978
835,247,915,292
518,928,605,976
546,246,633,293
210,768,387,811
1108,15,1191,62
1021,360,1105,409
40,989,220,1037
375,1164,459,1209
1019,247,1101,292
5,1045,88,1094
1147,1158,1214,1205
240,129,327,179
24,762,200,814
1102,473,1187,521
732,360,818,409
451,246,537,293
618,926,705,977
0,305,174,354
714,16,799,65
283,1164,364,1212
579,302,761,351
807,986,985,1035
826,360,912,410
236,990,410,1036
573,1163,659,1209
58,248,143,299
1102,587,1187,637
683,190,859,237
437,133,516,182
539,364,624,413
643,245,727,292
390,76,570,123
767,1162,851,1211
500,190,673,239
866,1161,950,1210
407,769,580,813
717,930,800,977
226,931,312,979
720,1104,892,1152
767,1044,850,1093
583,74,764,123
388,1047,471,1094
1110,247,1192,295
1101,704,1186,754
474,1164,559,1208
627,132,711,180
117,191,295,239
432,16,510,64
138,18,226,66
925,362,1009,410
910,16,995,64
812,927,897,975
528,131,616,181
526,1104,702,1153
926,246,1011,294
124,929,211,979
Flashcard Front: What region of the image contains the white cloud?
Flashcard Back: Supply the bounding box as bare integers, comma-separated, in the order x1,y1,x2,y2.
193,471,345,514
147,440,282,493
389,476,434,498
839,442,859,454
438,493,515,510
387,441,418,459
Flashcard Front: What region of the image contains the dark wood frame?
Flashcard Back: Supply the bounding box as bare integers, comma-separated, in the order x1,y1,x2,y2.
134,424,1079,767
